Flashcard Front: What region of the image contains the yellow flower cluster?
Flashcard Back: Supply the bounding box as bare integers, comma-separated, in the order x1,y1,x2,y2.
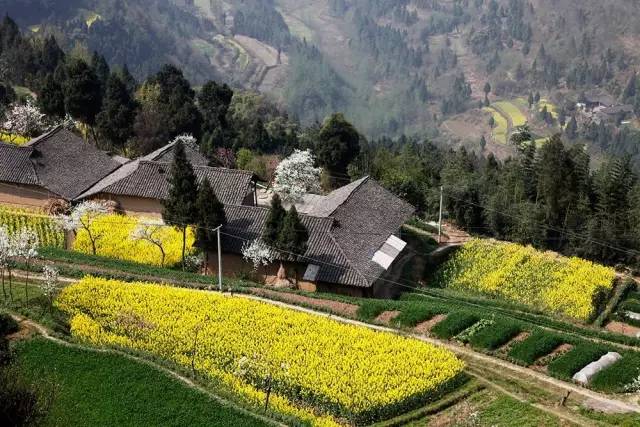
0,206,64,248
73,214,194,266
57,277,465,424
438,239,615,321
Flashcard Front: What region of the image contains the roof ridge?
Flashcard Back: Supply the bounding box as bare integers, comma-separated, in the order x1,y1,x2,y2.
325,175,369,216
327,232,370,286
25,125,63,147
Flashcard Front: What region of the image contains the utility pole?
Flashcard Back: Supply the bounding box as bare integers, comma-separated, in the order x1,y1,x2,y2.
438,186,444,244
216,225,223,292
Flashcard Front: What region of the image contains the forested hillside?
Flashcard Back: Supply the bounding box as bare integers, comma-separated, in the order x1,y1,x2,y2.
3,0,640,144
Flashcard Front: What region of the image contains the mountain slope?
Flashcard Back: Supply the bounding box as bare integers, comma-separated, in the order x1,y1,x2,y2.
3,0,640,141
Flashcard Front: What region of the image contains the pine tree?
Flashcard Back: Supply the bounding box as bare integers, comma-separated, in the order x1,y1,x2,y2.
162,141,199,269
277,206,309,258
91,51,110,92
62,57,102,125
196,178,226,251
263,194,286,245
96,72,138,150
565,116,578,139
38,73,65,118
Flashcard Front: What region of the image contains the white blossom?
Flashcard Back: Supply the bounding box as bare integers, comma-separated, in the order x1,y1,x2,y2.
13,228,39,260
171,133,197,147
273,149,322,203
131,219,167,266
56,201,109,232
2,100,46,138
241,239,276,270
0,226,12,269
41,264,59,300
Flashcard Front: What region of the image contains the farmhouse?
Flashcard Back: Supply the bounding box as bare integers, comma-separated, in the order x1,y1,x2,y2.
81,152,415,296
0,126,122,208
213,177,415,298
77,139,258,214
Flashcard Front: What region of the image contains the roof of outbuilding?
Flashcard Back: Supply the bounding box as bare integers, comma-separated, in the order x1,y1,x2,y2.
220,177,415,288
80,161,255,206
0,127,122,199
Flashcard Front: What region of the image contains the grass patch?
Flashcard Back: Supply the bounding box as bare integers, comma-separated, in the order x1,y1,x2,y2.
478,395,561,426
507,331,566,366
483,107,508,144
493,101,527,126
15,338,269,427
468,319,522,350
430,311,480,340
392,304,445,328
357,300,395,321
547,343,610,381
590,352,640,393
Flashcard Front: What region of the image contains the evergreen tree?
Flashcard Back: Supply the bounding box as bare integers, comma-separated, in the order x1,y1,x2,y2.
196,178,226,252
277,206,309,257
38,73,65,118
198,80,233,134
118,64,137,94
91,51,110,92
62,57,102,125
40,35,64,74
263,193,286,245
316,113,361,180
162,141,199,269
565,116,578,139
96,72,138,151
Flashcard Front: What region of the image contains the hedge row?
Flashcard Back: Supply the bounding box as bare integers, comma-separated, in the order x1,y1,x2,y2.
431,311,480,340
547,343,610,381
468,320,523,350
508,331,566,366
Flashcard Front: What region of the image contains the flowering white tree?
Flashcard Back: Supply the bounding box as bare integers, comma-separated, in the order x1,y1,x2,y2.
2,100,46,138
57,201,109,255
0,226,11,300
41,264,59,313
13,228,39,308
171,133,197,147
131,219,167,267
272,149,322,203
241,239,276,271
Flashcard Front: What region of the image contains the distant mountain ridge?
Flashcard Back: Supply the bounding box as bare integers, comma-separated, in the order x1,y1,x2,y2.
2,0,640,139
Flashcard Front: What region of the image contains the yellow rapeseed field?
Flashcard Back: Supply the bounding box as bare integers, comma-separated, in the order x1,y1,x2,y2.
57,277,465,425
73,214,194,266
0,206,64,248
437,239,615,321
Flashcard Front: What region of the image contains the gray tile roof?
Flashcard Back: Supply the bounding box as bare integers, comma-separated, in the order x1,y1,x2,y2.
0,127,122,199
294,176,368,217
221,205,368,287
142,139,209,166
80,161,255,206
220,177,415,288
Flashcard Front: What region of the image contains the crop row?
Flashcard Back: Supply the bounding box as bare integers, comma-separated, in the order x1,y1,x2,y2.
0,207,64,248
57,277,465,425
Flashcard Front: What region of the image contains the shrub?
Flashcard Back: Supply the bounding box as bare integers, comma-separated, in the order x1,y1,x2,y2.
620,299,640,314
392,304,446,328
508,331,566,366
590,353,640,393
0,312,18,337
468,319,522,350
357,300,395,321
57,277,465,424
431,311,480,340
0,365,55,426
434,239,615,321
547,343,610,381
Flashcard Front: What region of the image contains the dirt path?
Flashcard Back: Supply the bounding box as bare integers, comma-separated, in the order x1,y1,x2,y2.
10,315,284,427
492,102,515,138
239,293,640,415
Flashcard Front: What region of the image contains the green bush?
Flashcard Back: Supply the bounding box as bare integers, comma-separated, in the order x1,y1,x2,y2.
590,353,640,393
392,304,446,327
357,300,395,321
431,311,480,340
620,299,640,314
508,331,566,366
468,319,522,350
0,313,18,337
547,343,610,380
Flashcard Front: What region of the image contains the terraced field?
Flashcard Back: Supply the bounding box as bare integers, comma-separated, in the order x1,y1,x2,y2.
484,107,509,144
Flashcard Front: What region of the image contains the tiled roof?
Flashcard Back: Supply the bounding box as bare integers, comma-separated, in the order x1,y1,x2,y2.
221,205,368,287
294,177,368,217
142,139,209,166
220,178,414,288
81,161,255,206
0,127,121,199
